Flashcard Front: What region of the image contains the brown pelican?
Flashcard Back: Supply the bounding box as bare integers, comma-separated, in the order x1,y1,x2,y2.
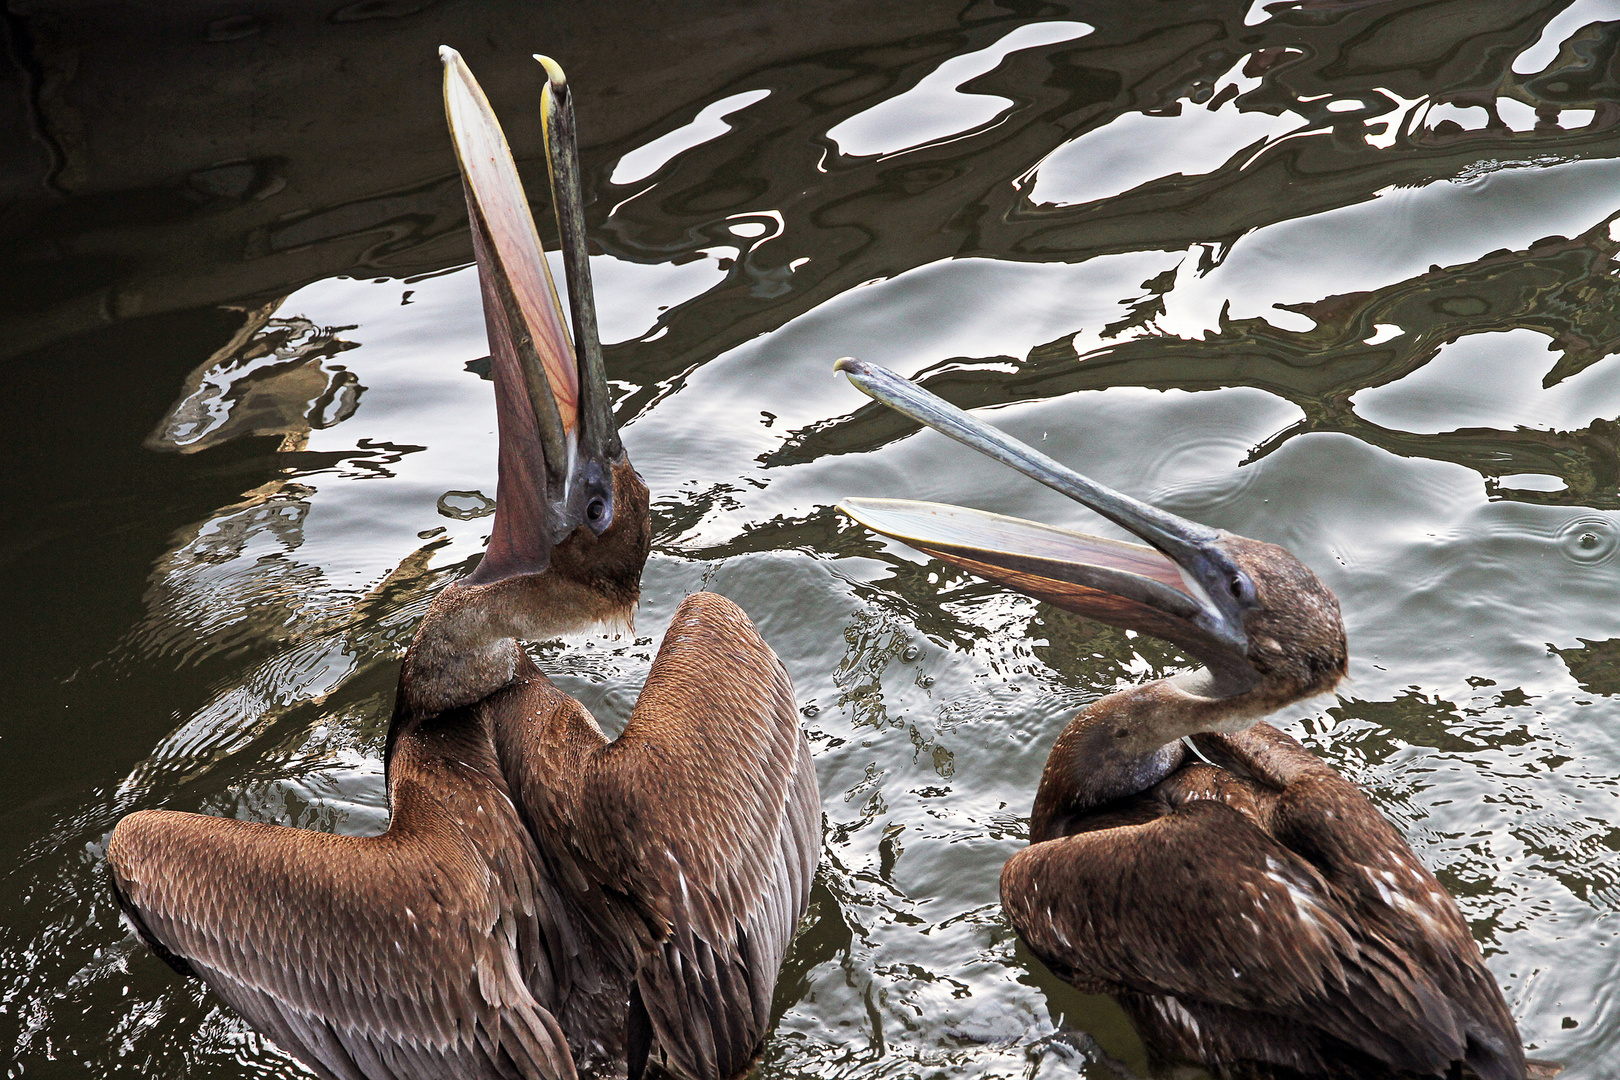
832,358,1529,1080
107,51,819,1080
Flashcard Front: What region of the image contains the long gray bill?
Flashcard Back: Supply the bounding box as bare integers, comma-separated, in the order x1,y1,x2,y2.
833,356,1254,660
834,357,1221,557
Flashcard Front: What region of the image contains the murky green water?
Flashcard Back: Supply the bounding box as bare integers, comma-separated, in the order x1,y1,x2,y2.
4,2,1620,1076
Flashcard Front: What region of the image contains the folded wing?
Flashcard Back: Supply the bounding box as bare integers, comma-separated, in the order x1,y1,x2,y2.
108,752,576,1080
1002,723,1523,1079
509,592,820,1080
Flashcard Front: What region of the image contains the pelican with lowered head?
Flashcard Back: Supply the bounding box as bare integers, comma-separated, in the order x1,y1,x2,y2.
106,51,819,1080
833,357,1531,1080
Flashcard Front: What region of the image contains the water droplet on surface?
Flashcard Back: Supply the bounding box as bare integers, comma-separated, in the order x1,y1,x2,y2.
902,645,920,662
1557,516,1618,565
801,703,820,717
919,675,935,688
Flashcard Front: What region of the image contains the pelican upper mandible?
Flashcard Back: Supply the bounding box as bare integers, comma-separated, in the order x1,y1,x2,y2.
832,357,1531,1080
107,51,820,1080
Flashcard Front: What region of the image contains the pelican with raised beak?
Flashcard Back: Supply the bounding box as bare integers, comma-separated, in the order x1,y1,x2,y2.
107,51,819,1080
834,357,1528,1080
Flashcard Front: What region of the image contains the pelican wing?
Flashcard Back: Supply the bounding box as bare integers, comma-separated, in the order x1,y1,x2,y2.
502,592,820,1079
107,751,576,1080
1002,725,1522,1080
1197,723,1525,1080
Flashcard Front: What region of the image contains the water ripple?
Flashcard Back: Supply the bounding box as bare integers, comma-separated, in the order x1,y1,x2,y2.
1558,515,1620,566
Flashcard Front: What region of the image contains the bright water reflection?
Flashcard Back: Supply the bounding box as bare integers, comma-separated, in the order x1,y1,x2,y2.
4,2,1620,1078
828,21,1095,158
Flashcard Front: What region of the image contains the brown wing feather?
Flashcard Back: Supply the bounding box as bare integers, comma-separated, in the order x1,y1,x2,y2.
107,743,576,1080
1210,723,1526,1080
496,592,820,1079
1003,723,1523,1080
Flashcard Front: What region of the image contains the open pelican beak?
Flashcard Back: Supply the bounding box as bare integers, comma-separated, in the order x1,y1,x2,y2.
834,358,1259,684
441,48,622,585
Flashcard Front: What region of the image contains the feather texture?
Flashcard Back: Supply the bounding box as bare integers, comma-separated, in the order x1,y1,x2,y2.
492,592,821,1079
1002,722,1524,1080
109,722,575,1080
108,591,817,1080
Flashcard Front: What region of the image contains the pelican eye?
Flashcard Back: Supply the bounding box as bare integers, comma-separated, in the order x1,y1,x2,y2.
1229,571,1256,603
586,498,607,523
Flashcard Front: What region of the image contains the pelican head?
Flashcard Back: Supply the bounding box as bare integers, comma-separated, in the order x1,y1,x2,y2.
833,358,1345,721
401,51,650,717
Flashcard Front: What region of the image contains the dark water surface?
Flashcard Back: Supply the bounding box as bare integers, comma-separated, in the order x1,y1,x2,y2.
4,1,1620,1076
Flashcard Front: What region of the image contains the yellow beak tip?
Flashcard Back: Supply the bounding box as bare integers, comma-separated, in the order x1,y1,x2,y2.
533,54,567,89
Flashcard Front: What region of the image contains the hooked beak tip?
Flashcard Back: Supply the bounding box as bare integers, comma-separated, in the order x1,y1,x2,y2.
439,45,458,65
834,356,877,387
533,54,567,90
